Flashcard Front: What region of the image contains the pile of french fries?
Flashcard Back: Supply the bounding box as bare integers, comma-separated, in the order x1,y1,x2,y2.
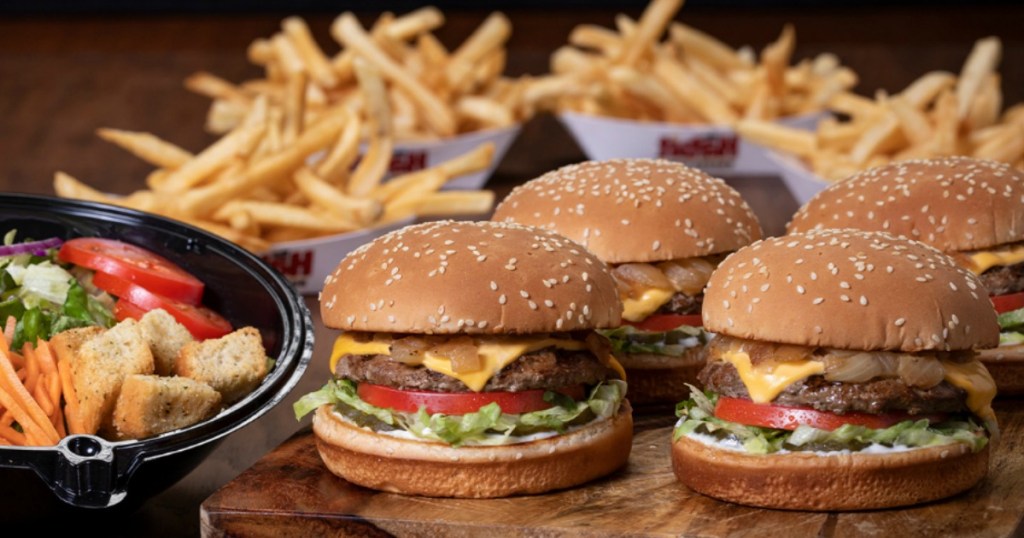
738,36,1024,181
190,8,532,140
53,10,507,253
523,0,857,124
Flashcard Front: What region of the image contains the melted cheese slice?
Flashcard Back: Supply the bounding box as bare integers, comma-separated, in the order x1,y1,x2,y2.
330,333,626,392
621,287,675,322
941,360,997,425
717,350,998,425
719,350,825,403
966,244,1024,274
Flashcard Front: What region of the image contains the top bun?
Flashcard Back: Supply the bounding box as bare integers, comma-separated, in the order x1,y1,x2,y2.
703,229,999,352
320,220,622,334
788,157,1024,253
492,159,762,264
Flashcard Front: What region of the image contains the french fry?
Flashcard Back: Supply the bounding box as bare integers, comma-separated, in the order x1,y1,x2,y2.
282,16,339,89
332,12,456,137
385,6,444,41
653,55,738,124
956,36,1001,119
295,167,382,225
444,12,511,94
737,119,816,157
668,23,750,72
614,0,682,67
96,128,194,169
157,122,266,193
408,190,495,218
184,71,251,106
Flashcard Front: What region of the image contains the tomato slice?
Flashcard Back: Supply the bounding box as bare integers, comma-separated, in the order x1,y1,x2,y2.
991,291,1024,314
113,298,149,322
625,313,702,331
356,383,586,415
59,238,204,305
94,271,232,340
713,396,948,432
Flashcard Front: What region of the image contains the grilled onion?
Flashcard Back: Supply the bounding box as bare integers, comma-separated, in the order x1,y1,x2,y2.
897,355,945,388
612,263,672,296
658,258,716,295
822,352,895,383
391,336,432,365
433,336,482,373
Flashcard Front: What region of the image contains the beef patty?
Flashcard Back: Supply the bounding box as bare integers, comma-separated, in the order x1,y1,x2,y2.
698,360,969,416
656,292,703,316
337,348,619,392
978,261,1024,296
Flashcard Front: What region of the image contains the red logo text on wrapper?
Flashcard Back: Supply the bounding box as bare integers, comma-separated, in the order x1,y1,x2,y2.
262,249,314,287
658,134,738,168
389,150,428,174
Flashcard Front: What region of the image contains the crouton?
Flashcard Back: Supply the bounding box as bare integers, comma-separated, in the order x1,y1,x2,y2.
112,374,222,440
137,308,194,376
49,326,105,366
175,326,268,405
70,319,155,435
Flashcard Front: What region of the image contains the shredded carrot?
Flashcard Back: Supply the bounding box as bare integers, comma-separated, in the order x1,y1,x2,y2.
0,348,59,445
35,341,62,415
23,345,39,395
58,359,84,435
0,424,25,445
0,411,12,427
0,385,40,445
2,316,13,345
33,382,53,417
53,413,66,438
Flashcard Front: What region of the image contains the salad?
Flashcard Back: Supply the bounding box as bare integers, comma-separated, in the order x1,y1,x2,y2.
0,232,115,349
0,232,233,347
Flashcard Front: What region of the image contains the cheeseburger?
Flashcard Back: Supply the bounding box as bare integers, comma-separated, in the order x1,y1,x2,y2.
673,229,999,511
788,157,1024,393
294,220,632,498
492,158,762,406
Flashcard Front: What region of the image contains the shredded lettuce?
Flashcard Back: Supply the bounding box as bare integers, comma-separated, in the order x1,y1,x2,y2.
997,308,1024,346
601,324,709,356
294,379,627,447
673,385,990,455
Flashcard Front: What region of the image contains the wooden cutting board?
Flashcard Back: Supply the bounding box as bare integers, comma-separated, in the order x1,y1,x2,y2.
201,405,1024,537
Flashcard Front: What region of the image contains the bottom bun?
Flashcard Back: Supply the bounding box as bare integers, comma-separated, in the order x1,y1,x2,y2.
312,401,633,498
617,347,704,407
977,346,1024,395
672,433,989,511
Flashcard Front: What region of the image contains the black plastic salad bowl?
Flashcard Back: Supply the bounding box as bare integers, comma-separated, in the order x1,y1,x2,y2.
0,194,313,516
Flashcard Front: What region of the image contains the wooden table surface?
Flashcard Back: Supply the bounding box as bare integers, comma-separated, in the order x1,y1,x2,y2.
1,4,1022,535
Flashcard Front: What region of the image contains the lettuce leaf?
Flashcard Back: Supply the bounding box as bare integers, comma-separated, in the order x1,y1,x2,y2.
998,307,1024,332
294,379,627,447
673,386,989,455
601,324,709,356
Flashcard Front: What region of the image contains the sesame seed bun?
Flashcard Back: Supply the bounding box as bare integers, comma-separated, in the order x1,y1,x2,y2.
492,158,763,264
312,401,633,498
320,220,622,334
703,229,999,352
976,347,1024,395
614,348,704,407
672,433,989,510
787,157,1024,253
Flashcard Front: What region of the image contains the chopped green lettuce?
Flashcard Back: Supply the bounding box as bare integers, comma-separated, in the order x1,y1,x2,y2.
601,324,709,356
673,385,989,455
294,379,627,447
0,242,115,349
